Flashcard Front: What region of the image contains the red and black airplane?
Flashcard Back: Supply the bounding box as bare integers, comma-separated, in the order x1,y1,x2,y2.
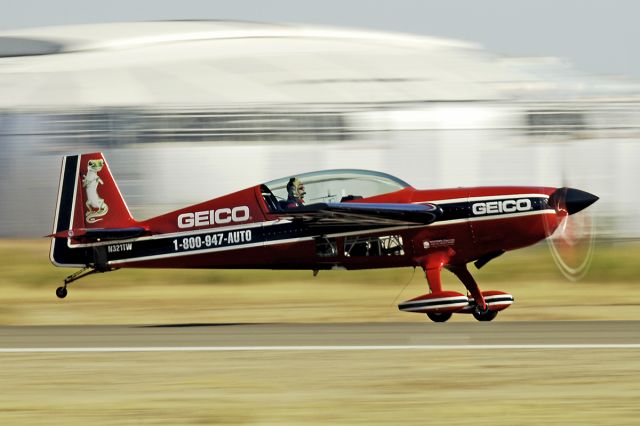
50,153,598,322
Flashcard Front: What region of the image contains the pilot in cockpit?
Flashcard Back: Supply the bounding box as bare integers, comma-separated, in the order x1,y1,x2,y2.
286,177,306,208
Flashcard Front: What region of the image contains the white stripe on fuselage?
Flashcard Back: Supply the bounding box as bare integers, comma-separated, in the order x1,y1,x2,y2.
107,236,315,265
412,193,550,205
429,209,556,226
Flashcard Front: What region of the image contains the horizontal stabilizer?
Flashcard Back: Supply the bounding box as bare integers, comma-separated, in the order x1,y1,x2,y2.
49,226,149,241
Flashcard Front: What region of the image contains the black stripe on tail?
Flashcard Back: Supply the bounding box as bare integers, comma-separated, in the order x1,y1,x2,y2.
50,155,86,267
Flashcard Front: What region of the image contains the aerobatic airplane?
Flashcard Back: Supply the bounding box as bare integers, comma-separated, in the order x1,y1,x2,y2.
49,153,598,322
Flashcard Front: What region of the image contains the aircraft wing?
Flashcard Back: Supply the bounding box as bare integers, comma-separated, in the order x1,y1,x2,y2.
279,202,442,228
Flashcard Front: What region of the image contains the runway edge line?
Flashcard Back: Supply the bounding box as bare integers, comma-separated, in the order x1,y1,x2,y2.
2,344,640,353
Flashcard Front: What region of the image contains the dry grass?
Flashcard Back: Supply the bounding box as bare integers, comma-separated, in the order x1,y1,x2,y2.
2,240,640,425
1,350,639,425
1,239,640,324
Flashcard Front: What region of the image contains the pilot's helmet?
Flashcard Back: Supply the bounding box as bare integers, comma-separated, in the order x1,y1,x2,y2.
287,178,305,200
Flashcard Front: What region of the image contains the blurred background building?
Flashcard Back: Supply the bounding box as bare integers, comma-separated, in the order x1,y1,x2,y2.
1,21,639,237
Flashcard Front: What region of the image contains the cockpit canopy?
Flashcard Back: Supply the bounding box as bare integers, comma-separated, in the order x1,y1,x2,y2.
262,169,411,211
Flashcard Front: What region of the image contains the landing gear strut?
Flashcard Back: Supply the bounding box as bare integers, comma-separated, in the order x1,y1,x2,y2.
397,251,467,323
55,267,99,299
448,264,487,313
399,253,513,322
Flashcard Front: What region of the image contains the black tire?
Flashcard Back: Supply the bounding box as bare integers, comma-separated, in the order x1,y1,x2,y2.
472,309,498,322
56,286,67,299
427,312,452,323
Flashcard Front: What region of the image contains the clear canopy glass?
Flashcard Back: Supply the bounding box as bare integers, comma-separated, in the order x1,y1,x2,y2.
264,169,411,204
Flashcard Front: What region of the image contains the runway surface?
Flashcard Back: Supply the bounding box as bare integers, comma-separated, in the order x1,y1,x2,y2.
1,321,640,352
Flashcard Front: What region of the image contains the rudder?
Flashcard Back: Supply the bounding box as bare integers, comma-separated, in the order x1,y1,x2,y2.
50,153,137,266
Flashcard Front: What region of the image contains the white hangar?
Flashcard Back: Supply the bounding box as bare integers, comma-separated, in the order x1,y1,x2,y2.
0,21,638,237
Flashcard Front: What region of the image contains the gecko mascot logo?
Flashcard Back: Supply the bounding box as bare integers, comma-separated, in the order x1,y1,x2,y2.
82,159,109,223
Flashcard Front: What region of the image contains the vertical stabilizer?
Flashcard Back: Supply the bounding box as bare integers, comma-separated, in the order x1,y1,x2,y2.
71,152,136,230
50,153,137,266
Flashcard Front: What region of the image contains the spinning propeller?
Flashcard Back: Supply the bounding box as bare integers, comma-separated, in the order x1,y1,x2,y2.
546,187,599,281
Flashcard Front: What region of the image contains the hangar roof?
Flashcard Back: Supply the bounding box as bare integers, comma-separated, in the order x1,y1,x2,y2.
0,21,635,108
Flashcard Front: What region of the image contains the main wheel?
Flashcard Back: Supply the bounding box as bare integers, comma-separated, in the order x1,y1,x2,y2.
472,308,498,322
56,286,68,299
427,312,452,323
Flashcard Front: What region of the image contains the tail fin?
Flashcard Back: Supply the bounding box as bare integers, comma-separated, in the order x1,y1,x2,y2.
61,152,136,230
50,153,140,266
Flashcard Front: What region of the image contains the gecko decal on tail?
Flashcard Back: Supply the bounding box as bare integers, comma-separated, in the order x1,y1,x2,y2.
82,159,109,223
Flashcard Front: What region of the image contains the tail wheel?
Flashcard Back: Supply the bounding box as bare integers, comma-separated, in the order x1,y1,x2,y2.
427,312,452,323
55,286,68,299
